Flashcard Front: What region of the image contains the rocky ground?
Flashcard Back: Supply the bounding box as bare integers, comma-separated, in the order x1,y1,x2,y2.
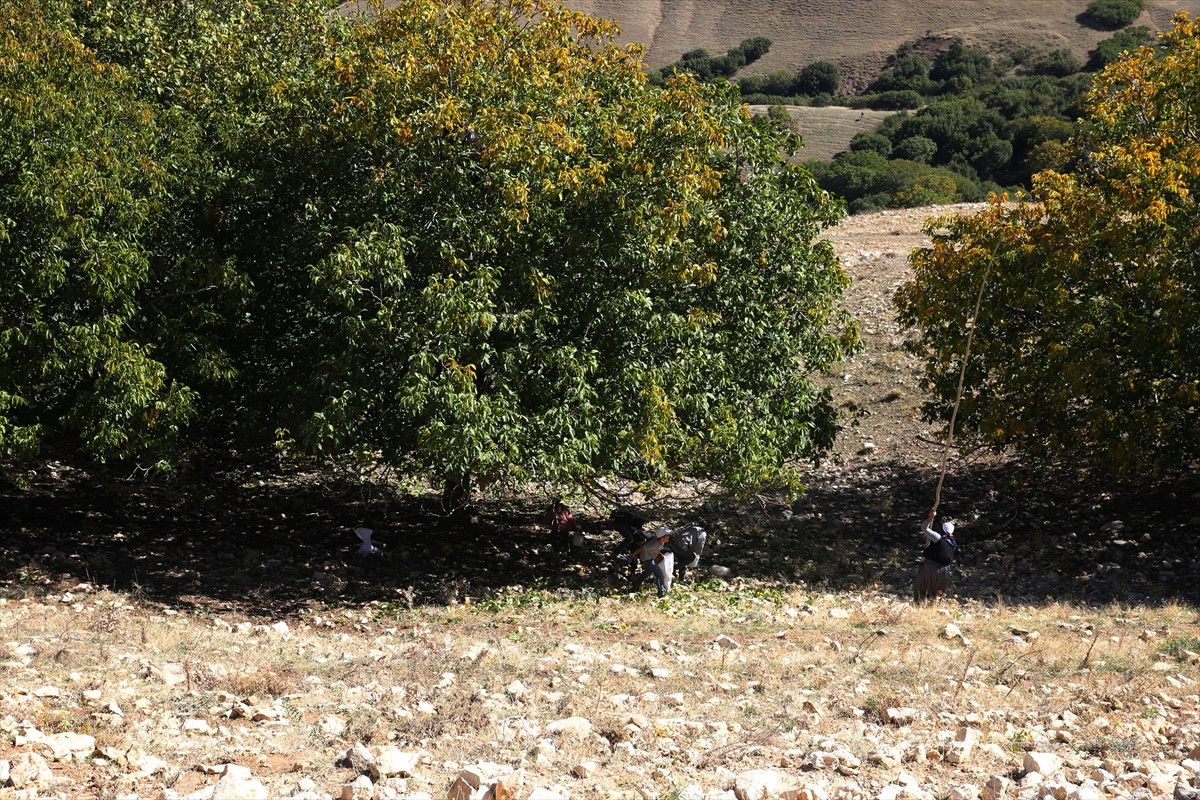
1,204,1198,800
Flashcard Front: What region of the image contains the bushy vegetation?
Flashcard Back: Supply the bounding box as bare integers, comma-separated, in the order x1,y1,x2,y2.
1088,26,1154,68
649,36,773,84
1083,0,1145,30
0,0,860,495
896,14,1200,477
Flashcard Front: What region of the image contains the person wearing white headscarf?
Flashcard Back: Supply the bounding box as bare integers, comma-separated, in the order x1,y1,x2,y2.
631,527,675,597
914,509,957,602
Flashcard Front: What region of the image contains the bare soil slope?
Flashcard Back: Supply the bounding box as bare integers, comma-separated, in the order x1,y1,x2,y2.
568,0,1190,87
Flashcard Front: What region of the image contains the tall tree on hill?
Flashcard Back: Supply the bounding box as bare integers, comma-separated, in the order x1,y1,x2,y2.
3,0,859,497
895,14,1200,478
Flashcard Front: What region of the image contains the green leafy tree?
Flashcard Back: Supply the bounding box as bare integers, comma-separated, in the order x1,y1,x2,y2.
797,61,841,96
9,0,860,497
895,15,1200,477
849,132,893,157
931,40,994,85
892,136,938,163
870,49,932,94
0,3,195,464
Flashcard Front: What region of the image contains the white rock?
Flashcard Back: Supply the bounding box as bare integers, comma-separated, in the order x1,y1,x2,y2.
182,719,212,734
525,788,569,799
506,680,528,698
347,741,376,774
460,642,491,661
32,686,61,698
546,716,593,739
830,608,850,619
213,770,268,800
318,715,347,737
715,634,741,649
372,748,418,779
37,732,95,762
733,768,799,799
572,760,598,778
1070,783,1103,800
156,662,188,685
341,774,373,800
650,668,671,678
946,727,981,765
8,752,53,790
1023,752,1063,777
948,786,980,800
982,776,1011,800
131,753,169,776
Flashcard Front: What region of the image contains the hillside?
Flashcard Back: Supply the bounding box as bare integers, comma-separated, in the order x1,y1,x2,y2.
564,0,1190,91
749,105,893,161
2,204,1199,799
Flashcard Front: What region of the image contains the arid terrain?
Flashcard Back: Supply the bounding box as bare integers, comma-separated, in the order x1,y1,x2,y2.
1,205,1198,800
564,0,1191,91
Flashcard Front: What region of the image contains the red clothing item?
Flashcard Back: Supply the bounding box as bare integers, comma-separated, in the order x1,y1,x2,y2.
540,502,577,533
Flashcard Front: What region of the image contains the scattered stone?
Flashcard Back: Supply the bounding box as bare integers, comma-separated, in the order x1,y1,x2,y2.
342,774,373,800
213,765,268,800
347,742,376,775
1023,752,1063,777
8,753,53,790
733,768,800,799
37,732,95,762
371,748,418,779
546,716,592,740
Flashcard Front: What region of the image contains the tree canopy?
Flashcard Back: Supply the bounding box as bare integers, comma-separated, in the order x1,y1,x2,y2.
1,0,859,496
895,14,1200,477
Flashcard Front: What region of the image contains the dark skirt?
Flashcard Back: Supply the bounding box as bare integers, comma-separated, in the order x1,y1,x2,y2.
914,559,952,602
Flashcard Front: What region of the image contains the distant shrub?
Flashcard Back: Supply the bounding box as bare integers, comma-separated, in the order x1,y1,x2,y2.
1030,49,1083,77
848,90,923,110
931,40,994,84
870,51,932,94
737,36,772,63
767,105,793,123
1083,0,1144,29
740,93,812,106
1088,26,1153,68
797,61,841,95
658,36,774,83
761,69,799,95
892,135,937,163
850,132,893,157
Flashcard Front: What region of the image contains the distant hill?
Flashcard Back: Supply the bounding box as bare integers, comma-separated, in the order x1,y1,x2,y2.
563,0,1191,93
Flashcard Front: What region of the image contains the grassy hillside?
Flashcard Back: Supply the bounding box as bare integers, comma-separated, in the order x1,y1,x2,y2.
753,105,893,161
565,0,1189,91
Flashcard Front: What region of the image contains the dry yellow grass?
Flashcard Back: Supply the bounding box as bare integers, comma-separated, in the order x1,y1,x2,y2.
566,0,1187,80
3,582,1197,798
748,105,894,161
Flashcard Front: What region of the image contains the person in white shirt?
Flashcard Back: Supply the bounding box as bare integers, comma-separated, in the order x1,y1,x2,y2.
915,509,957,602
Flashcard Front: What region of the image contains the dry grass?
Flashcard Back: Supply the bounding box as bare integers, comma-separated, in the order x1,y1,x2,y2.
748,105,893,161
3,582,1196,798
568,0,1185,87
